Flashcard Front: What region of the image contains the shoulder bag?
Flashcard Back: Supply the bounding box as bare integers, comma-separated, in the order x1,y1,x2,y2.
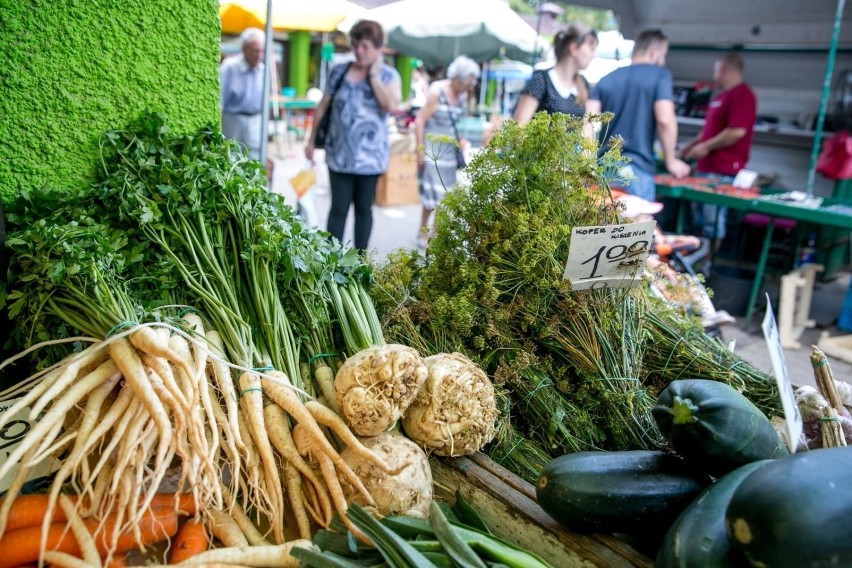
314,62,352,149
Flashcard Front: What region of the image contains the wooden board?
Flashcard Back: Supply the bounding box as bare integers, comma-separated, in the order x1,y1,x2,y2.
430,452,653,568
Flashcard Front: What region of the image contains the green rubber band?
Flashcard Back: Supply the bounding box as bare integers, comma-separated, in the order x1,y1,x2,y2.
812,359,828,368
820,416,840,423
178,307,201,318
252,365,275,372
241,387,263,395
107,320,139,337
309,352,340,366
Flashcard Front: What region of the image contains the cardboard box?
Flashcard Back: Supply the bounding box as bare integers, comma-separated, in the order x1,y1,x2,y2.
376,153,420,207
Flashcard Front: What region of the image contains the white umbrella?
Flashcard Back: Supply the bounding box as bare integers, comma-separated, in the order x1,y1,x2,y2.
341,0,546,67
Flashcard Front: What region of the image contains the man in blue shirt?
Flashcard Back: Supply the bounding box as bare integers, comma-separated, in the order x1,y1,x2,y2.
220,28,265,160
586,30,690,200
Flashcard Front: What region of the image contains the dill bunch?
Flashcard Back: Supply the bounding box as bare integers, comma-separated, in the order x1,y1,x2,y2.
371,112,779,482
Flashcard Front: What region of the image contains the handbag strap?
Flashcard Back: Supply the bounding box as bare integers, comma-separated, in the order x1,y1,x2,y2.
440,89,462,143
329,62,352,101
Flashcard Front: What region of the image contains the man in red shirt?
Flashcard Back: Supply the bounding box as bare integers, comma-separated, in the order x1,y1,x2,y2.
680,53,757,246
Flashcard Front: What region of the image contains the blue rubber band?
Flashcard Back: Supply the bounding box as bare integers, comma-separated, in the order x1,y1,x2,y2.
252,366,275,372
308,352,340,366
240,387,263,395
107,321,139,337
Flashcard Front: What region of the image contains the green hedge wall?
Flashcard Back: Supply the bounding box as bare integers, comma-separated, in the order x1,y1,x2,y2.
0,0,221,203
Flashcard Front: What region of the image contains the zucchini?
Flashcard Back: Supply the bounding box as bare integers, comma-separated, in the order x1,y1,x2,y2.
652,379,787,476
725,446,852,567
656,460,770,568
536,450,710,534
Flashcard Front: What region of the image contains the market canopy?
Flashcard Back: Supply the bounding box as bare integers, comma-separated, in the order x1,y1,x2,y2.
341,0,547,67
564,0,852,45
219,0,364,34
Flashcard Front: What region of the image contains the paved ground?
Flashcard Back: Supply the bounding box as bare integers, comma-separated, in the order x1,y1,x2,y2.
269,143,852,390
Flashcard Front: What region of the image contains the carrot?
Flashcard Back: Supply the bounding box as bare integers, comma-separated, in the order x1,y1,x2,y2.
0,507,177,568
0,494,69,533
0,359,123,537
169,519,208,563
148,493,198,517
0,447,40,539
305,400,408,475
260,372,375,506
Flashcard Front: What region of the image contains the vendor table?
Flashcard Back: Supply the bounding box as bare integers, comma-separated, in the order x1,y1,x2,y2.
655,176,852,327
270,97,317,145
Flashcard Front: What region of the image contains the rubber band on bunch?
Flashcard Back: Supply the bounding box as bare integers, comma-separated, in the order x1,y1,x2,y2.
309,352,340,366
107,321,140,337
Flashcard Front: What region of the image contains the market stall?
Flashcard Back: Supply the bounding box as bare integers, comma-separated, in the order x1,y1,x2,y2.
655,175,852,326
2,3,852,568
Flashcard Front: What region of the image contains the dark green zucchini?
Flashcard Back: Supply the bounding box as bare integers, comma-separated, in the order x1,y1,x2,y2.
726,446,852,568
652,379,787,477
536,450,711,534
656,460,770,568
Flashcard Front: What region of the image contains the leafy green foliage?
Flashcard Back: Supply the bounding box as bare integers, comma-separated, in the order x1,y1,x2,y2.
1,113,382,379
371,113,780,481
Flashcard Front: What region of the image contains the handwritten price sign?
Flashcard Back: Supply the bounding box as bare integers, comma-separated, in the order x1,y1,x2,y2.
563,221,655,290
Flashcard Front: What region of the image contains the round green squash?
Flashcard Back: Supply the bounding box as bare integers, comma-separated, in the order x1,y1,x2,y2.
656,460,771,568
725,446,852,567
536,450,711,534
652,379,787,477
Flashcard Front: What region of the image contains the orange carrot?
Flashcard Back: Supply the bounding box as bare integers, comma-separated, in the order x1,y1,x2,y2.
1,494,69,533
148,493,197,517
0,506,177,568
0,493,195,534
169,519,209,563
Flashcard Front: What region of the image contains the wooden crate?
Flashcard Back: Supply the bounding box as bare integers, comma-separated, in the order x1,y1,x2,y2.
430,452,653,568
376,154,420,207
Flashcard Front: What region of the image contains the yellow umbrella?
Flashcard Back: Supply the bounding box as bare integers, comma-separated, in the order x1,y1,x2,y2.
219,0,363,34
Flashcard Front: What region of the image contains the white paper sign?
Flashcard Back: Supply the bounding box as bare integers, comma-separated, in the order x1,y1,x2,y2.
0,397,60,493
563,221,655,291
732,168,758,188
761,295,803,453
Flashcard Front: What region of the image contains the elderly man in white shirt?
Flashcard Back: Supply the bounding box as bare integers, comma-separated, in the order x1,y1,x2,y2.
220,28,265,160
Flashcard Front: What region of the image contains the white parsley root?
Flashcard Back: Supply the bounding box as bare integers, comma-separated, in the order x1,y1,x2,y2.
335,344,429,436
402,352,499,457
340,430,433,518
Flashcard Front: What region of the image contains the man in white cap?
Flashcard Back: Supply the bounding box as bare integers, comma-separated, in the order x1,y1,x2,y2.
220,28,265,160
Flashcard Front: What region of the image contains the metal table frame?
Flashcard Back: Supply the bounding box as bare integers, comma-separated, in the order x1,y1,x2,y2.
656,183,852,326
